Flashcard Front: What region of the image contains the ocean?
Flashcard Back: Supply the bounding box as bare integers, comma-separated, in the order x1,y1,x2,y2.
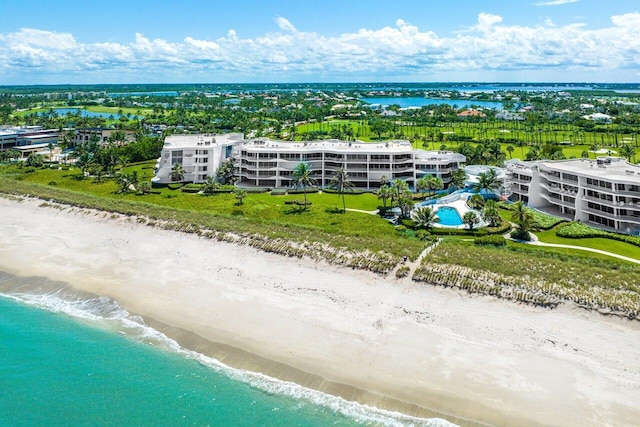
0,272,454,427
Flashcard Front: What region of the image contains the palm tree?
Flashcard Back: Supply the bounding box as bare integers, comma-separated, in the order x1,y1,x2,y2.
506,144,514,159
482,199,502,227
416,176,430,198
171,162,185,182
449,168,467,191
377,184,393,213
329,167,354,213
473,168,500,197
293,162,316,210
463,211,480,230
411,206,439,229
427,175,444,196
510,200,534,240
619,145,636,163
233,188,247,205
202,176,218,195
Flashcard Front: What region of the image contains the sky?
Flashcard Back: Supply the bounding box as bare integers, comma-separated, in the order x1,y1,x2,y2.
1,0,639,85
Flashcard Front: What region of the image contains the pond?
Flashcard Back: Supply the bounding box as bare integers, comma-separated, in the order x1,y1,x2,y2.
361,97,503,109
38,108,143,119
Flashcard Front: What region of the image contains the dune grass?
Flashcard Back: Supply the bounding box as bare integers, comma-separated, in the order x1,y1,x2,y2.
415,239,640,318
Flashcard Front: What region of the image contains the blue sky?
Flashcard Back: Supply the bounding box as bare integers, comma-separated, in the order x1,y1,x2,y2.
1,0,639,84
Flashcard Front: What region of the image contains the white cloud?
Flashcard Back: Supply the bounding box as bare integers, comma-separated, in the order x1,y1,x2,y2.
1,13,639,83
536,0,579,6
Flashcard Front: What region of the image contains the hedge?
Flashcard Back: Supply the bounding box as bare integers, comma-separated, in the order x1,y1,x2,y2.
284,200,312,206
322,187,366,195
287,186,319,194
167,183,182,190
270,188,288,196
556,222,640,248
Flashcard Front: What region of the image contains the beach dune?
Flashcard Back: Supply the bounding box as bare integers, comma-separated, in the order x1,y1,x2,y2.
1,197,639,426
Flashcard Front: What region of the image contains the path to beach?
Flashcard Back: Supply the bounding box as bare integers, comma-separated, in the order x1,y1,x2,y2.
2,196,640,427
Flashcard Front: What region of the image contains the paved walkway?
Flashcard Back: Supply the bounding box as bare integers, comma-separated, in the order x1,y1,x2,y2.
528,238,640,264
507,228,640,264
345,208,379,215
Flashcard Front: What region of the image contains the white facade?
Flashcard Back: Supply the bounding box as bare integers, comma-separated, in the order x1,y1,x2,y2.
507,157,640,235
234,138,464,190
152,133,466,190
152,133,243,184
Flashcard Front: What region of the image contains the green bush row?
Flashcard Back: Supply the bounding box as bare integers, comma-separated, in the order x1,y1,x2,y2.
556,222,640,247
474,235,507,246
270,188,288,196
321,187,366,195
287,186,319,194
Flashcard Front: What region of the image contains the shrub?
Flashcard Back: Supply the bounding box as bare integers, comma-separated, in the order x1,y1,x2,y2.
168,183,182,190
396,266,410,278
270,188,288,196
394,225,407,233
245,187,270,194
284,199,312,206
414,229,431,240
511,230,531,241
287,186,319,194
474,235,507,246
322,187,366,195
556,222,640,248
48,181,58,186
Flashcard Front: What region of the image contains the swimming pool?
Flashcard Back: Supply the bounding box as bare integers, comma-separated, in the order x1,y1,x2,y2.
435,206,463,226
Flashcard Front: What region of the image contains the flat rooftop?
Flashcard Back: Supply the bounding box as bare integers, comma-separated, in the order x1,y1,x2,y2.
163,133,243,148
541,158,640,183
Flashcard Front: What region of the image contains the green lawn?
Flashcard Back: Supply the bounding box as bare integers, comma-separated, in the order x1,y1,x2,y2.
3,160,638,266
535,227,640,261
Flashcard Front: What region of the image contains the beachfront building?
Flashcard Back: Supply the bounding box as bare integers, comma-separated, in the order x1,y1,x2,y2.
234,138,465,190
152,133,241,184
72,128,135,147
507,157,640,235
152,133,466,190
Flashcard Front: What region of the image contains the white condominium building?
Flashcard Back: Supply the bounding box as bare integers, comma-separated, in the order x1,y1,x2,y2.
507,157,640,235
152,133,242,184
234,138,465,190
152,133,466,190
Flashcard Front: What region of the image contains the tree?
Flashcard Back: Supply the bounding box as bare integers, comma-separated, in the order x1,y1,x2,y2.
463,211,480,231
427,175,444,196
329,167,354,213
391,179,410,208
216,157,237,184
201,176,219,195
26,153,43,168
510,200,534,240
415,176,430,198
397,190,415,219
619,145,636,163
369,119,391,139
473,168,500,196
468,194,485,209
482,199,502,227
411,206,439,229
449,168,467,190
171,162,185,182
506,144,514,159
233,188,247,205
47,142,54,161
292,162,316,210
377,184,393,212
380,175,390,187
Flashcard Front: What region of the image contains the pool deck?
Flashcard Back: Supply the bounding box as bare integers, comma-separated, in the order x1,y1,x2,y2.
432,197,485,229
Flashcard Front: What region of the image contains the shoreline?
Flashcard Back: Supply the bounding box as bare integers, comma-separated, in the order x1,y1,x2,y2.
2,196,640,426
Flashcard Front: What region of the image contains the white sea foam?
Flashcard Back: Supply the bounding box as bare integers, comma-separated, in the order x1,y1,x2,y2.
3,289,458,427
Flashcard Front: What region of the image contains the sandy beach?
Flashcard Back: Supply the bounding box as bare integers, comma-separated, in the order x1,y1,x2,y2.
1,196,639,426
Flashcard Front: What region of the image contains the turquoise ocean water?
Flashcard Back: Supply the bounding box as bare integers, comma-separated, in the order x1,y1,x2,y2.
0,272,454,427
